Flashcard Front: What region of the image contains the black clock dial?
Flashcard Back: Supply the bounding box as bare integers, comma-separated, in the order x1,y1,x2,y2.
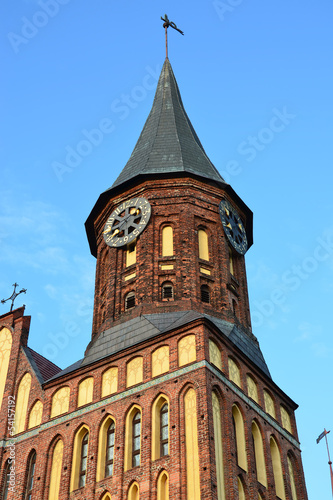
103,197,151,248
219,199,248,255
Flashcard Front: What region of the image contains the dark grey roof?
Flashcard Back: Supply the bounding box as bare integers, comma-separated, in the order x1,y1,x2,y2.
78,311,270,378
45,359,83,382
110,58,225,190
85,58,253,258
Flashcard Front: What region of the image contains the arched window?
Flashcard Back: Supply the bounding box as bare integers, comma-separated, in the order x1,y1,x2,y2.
1,460,11,500
184,388,200,500
101,367,118,397
132,411,141,468
251,421,267,487
13,372,31,434
96,416,116,481
78,377,94,407
161,282,174,300
232,405,247,471
270,436,285,500
200,284,210,303
287,454,298,500
128,482,139,500
28,400,43,429
178,334,196,367
157,470,169,500
280,405,292,433
160,403,168,456
264,390,276,419
228,357,241,387
247,375,258,404
152,346,169,377
70,426,90,491
101,493,112,500
212,392,226,500
229,247,234,275
105,421,115,477
152,395,169,460
162,226,174,257
125,291,136,310
124,406,142,471
209,340,222,371
198,228,209,261
126,241,137,267
48,439,63,500
25,451,36,500
51,387,70,418
0,328,12,413
237,476,246,500
127,356,143,387
79,431,89,488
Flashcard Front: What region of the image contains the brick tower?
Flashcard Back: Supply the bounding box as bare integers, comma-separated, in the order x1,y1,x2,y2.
0,58,308,500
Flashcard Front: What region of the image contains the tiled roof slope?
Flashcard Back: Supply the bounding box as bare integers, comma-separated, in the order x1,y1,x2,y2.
24,347,62,384
110,58,225,190
79,311,270,379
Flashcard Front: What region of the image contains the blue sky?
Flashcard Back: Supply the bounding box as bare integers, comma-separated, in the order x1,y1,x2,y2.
1,1,333,497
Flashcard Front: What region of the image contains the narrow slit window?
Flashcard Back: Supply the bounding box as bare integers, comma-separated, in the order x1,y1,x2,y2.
162,282,174,300
125,292,136,310
132,411,141,468
201,285,210,303
79,432,89,488
25,451,36,500
105,422,115,477
160,402,169,456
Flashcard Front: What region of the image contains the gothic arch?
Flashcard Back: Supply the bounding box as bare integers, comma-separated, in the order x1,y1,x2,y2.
77,376,94,407
96,414,116,481
124,404,142,471
212,390,226,500
151,344,170,377
47,436,64,500
101,365,118,397
127,481,139,500
152,393,170,460
13,372,31,434
157,469,169,500
24,449,37,500
232,403,248,471
270,435,286,500
70,424,90,491
287,451,299,500
50,385,70,418
28,399,43,429
178,333,196,366
100,492,112,500
251,420,267,487
209,338,223,371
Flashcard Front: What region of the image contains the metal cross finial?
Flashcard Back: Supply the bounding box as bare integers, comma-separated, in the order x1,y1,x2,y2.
1,283,27,312
161,14,184,58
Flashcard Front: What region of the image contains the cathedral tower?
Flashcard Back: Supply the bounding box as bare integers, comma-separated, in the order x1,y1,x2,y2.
0,57,308,500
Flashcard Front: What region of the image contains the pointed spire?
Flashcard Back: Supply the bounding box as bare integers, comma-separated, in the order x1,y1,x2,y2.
111,58,225,190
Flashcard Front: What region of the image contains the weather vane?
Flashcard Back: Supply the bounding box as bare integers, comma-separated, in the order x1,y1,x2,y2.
1,283,27,312
161,14,184,58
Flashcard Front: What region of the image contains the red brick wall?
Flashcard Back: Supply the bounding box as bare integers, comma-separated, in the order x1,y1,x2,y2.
0,311,307,500
91,177,252,340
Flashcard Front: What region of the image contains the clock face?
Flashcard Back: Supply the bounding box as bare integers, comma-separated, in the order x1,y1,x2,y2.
103,197,151,248
219,199,248,255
